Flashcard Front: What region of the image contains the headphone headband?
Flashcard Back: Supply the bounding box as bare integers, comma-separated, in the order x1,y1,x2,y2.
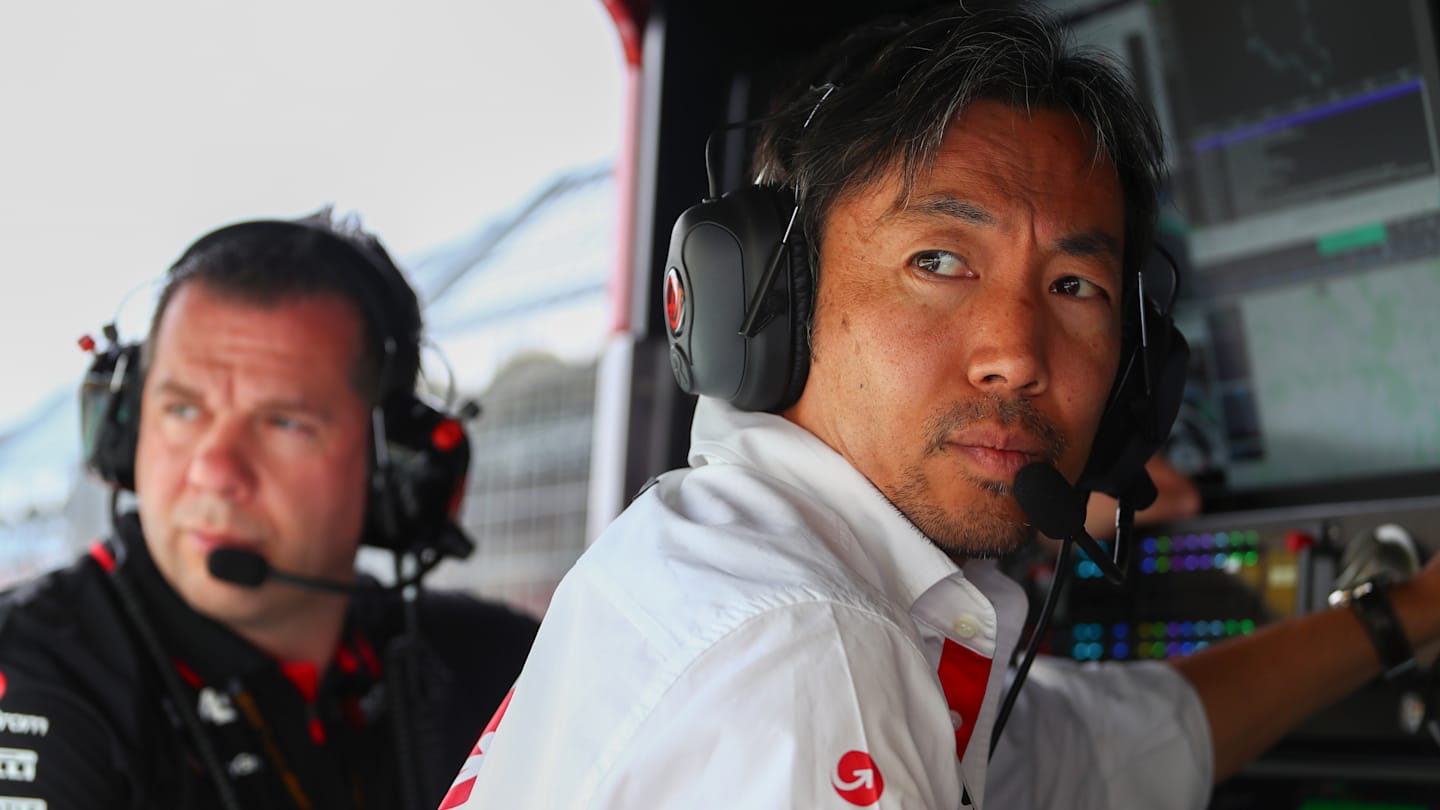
168,217,422,403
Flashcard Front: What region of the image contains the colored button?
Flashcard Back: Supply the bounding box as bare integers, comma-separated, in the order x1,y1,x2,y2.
952,615,980,639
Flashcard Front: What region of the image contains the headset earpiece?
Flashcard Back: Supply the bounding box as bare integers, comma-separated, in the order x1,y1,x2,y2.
664,185,813,413
365,395,476,560
79,335,144,491
665,84,836,414
1078,287,1190,498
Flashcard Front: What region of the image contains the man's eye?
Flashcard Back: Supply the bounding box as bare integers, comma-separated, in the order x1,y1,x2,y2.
911,250,972,278
164,402,200,420
268,415,313,434
1051,276,1109,300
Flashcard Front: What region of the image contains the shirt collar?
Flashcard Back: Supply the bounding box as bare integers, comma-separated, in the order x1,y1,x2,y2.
688,396,968,612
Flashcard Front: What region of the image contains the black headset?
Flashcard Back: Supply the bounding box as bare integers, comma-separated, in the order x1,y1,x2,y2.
661,97,1189,503
79,218,476,562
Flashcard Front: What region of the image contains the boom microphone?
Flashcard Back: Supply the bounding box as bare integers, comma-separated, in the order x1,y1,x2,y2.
1013,462,1125,584
207,547,357,595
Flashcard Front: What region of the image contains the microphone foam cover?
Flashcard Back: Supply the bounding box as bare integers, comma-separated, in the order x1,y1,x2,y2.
207,547,269,588
1013,462,1087,540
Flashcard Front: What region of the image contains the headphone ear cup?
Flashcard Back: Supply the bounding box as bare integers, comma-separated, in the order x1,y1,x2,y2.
663,185,808,413
363,396,475,560
80,342,144,491
1079,301,1190,497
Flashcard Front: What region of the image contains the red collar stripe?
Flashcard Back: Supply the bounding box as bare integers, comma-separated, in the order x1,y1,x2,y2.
936,638,993,761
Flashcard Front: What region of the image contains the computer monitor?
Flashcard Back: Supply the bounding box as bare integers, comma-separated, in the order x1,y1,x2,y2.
1073,0,1440,508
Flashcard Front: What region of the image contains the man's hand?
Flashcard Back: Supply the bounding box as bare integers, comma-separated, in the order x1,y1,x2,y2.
1406,547,1440,667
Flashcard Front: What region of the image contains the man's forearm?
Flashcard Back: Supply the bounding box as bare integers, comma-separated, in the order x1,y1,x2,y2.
1171,569,1440,782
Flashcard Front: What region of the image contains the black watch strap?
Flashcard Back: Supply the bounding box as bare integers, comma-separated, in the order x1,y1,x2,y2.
1344,581,1417,680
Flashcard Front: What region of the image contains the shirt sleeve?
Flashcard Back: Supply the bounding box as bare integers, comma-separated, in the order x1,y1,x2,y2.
586,601,964,810
986,658,1214,810
0,666,129,810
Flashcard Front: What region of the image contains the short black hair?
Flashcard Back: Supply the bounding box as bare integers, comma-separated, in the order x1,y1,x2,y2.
752,2,1166,284
143,210,423,406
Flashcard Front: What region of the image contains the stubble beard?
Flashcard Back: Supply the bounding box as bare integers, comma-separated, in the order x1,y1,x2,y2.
891,469,1036,559
888,395,1067,560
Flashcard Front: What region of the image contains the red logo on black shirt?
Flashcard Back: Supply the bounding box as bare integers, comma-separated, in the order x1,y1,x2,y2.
0,670,7,702
832,750,884,806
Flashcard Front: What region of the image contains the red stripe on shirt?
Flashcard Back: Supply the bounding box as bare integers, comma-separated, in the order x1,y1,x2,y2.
936,638,993,761
438,776,476,810
89,541,116,573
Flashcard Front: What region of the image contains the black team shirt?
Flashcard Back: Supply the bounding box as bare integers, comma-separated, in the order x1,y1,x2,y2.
0,513,538,809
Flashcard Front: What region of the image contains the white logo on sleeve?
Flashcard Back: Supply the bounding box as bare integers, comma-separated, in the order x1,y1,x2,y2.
197,688,236,726
0,749,38,783
0,714,48,738
228,753,262,777
0,797,47,809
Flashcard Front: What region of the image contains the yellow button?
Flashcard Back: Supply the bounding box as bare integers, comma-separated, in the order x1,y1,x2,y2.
952,615,980,639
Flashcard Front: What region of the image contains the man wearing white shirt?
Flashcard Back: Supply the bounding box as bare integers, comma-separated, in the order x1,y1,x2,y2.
444,4,1440,808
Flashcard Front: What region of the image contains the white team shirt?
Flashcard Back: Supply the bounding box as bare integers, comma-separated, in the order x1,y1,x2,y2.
442,398,1213,809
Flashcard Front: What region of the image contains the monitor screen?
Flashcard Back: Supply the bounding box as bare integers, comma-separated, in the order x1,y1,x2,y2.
1072,0,1440,505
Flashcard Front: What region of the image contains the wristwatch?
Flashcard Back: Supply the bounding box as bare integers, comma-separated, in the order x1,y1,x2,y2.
1329,579,1418,681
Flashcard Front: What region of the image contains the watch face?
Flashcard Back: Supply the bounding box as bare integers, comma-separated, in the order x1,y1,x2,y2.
1342,580,1416,680
1333,524,1421,598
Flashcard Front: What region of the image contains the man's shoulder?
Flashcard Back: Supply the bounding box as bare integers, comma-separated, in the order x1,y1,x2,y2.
351,585,539,684
416,589,541,649
641,460,852,533
594,462,871,588
599,462,859,567
354,584,539,637
0,549,146,701
549,464,902,661
0,552,142,804
0,551,115,651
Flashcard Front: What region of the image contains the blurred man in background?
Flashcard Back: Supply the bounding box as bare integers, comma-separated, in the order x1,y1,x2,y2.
0,212,537,810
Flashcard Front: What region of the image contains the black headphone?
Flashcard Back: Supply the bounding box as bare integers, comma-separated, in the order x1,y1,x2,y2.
663,183,815,413
79,218,476,561
662,109,1189,503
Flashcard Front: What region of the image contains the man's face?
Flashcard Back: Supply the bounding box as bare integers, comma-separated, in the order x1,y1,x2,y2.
134,282,373,630
785,99,1126,558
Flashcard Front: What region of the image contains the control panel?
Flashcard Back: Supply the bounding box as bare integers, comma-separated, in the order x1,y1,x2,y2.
1044,494,1440,804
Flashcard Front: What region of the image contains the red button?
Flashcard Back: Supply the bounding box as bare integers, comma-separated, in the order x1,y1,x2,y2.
432,419,464,452
1284,530,1314,553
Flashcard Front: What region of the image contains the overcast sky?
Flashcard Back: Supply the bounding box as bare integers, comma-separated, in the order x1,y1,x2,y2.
0,0,622,431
